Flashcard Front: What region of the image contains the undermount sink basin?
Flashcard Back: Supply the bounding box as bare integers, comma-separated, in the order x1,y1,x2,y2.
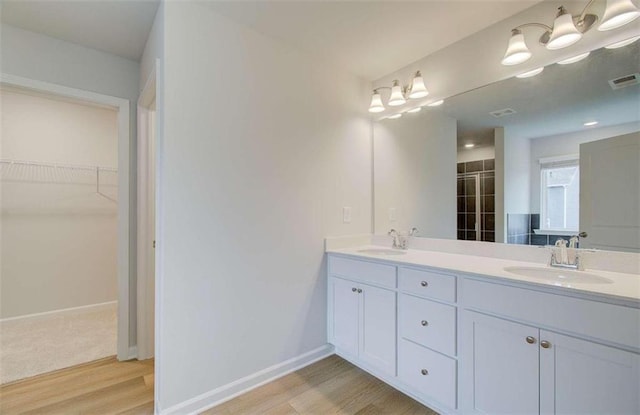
357,248,407,256
504,266,613,285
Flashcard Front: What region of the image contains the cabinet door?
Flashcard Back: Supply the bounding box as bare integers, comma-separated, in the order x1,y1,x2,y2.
540,331,640,415
329,277,359,357
359,283,397,376
460,311,539,415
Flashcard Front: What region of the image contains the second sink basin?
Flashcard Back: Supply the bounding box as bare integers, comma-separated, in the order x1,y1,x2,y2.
504,266,613,285
357,248,407,256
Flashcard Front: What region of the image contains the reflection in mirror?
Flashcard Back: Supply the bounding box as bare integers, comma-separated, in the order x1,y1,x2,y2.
374,40,640,252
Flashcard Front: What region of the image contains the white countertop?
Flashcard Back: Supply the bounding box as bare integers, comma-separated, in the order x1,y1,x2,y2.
327,245,640,304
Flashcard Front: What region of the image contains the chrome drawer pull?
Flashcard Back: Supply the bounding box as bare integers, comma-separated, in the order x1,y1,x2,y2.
421,281,428,287
421,369,429,376
421,320,429,326
541,340,551,349
352,287,357,292
526,336,536,344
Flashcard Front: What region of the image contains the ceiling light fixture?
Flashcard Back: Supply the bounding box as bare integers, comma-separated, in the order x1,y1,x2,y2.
407,107,422,113
387,113,402,120
427,100,444,107
605,35,640,48
516,67,545,78
584,121,598,126
368,71,430,113
557,52,590,64
501,1,639,66
464,143,475,148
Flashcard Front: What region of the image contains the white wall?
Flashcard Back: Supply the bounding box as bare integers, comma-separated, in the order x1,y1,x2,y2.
503,131,531,216
0,24,139,343
157,2,372,410
457,145,495,163
374,111,457,238
529,122,640,213
1,89,118,318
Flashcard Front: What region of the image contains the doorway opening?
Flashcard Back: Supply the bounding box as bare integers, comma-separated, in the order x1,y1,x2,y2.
0,75,132,384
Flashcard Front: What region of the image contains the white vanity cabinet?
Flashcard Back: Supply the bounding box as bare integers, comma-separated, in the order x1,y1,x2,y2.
327,252,640,415
460,279,640,415
328,256,397,377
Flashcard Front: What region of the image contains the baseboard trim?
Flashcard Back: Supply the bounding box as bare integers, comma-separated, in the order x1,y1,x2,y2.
0,301,118,323
127,346,138,360
160,344,335,415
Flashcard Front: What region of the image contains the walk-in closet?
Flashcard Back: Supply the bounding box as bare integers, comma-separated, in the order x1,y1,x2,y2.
0,86,119,384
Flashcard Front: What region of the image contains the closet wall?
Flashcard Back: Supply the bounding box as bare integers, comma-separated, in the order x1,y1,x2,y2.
1,88,118,318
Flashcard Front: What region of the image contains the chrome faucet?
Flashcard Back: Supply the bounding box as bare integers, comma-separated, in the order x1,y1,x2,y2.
388,229,401,249
388,228,419,250
550,238,582,270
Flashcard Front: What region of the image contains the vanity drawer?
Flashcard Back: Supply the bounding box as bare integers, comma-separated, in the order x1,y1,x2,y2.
399,339,457,409
399,267,456,302
462,278,640,349
329,256,396,288
400,294,456,356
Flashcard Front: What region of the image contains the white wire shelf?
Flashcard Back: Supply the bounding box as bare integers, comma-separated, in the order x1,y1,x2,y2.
0,159,118,203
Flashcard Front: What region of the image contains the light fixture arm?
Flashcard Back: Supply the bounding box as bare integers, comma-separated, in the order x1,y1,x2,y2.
578,0,598,24
513,22,553,33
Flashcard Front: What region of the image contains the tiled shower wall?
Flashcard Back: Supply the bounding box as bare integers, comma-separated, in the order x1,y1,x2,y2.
457,159,495,242
507,213,572,246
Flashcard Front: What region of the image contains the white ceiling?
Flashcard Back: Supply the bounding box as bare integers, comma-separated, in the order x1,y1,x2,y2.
1,0,160,61
202,1,540,81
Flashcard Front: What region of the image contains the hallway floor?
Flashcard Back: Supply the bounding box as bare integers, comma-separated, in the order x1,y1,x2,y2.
0,354,436,414
0,356,154,414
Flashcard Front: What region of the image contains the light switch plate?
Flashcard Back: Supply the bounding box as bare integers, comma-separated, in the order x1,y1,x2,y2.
343,207,352,223
389,208,397,221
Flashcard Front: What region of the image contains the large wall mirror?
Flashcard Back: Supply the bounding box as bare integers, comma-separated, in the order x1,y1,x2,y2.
373,39,640,252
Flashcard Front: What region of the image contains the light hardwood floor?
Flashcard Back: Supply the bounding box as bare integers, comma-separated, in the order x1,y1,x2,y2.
203,355,438,415
0,356,154,415
0,354,437,415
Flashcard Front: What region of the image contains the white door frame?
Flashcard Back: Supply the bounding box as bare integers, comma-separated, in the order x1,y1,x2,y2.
136,66,157,360
0,73,132,361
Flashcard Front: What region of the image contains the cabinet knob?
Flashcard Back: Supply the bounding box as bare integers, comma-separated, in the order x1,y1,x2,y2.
421,369,429,376
541,340,551,349
421,281,428,287
526,336,536,344
352,287,357,292
357,288,362,293
421,320,429,326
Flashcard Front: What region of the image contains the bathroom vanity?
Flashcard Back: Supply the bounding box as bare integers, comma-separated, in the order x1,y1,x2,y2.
326,246,640,415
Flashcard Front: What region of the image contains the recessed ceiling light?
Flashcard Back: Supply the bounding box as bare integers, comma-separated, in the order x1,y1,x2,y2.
516,67,544,78
464,143,475,148
387,113,402,119
605,35,640,49
557,52,590,65
584,121,598,126
427,100,444,107
407,107,422,113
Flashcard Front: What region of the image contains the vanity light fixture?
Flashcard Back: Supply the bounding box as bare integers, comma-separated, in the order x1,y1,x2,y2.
516,67,545,78
501,1,640,66
605,35,640,48
407,107,422,113
557,51,590,64
427,99,444,107
368,71,430,113
599,0,640,31
584,120,599,126
387,113,403,119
